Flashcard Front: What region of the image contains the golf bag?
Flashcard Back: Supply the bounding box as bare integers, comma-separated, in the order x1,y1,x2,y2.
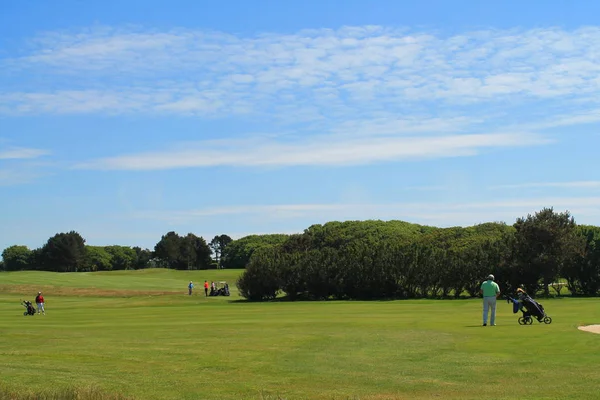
506,292,552,325
22,300,36,316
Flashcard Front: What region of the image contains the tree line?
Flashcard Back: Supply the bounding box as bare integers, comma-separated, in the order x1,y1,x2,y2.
0,231,239,272
236,208,600,301
3,207,599,302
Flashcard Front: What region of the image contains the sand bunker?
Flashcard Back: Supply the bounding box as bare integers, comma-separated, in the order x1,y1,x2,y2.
578,325,600,334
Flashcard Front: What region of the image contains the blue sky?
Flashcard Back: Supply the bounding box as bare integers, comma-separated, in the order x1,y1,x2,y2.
2,0,600,252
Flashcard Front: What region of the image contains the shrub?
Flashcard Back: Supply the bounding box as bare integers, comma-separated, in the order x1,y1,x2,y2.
236,248,282,301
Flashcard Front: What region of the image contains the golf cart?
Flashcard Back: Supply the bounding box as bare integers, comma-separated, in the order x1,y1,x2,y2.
209,281,230,296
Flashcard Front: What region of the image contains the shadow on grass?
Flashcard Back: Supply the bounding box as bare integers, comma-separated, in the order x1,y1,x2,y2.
227,294,480,304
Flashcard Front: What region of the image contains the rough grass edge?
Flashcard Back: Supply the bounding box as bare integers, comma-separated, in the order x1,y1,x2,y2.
0,383,133,400
0,386,358,400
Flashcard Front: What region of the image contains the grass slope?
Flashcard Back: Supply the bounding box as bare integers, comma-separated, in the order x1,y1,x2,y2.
0,268,242,296
1,269,599,400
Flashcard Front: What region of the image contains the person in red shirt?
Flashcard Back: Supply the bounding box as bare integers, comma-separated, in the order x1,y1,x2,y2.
35,291,45,315
204,280,209,297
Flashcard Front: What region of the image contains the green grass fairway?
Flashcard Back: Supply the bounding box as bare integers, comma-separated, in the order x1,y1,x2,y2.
0,268,243,296
1,269,600,400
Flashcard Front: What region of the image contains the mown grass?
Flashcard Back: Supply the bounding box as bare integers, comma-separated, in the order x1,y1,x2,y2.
1,269,599,400
0,268,242,296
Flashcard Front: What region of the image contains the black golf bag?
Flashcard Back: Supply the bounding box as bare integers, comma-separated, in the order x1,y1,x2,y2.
521,295,546,321
22,300,36,316
506,292,552,325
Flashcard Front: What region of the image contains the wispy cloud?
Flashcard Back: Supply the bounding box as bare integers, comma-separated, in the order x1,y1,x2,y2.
129,197,600,226
0,144,51,185
3,25,600,122
3,25,600,171
74,132,549,170
0,146,49,160
490,181,600,190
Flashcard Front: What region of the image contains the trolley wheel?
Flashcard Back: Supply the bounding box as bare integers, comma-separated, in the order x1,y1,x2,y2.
526,317,533,325
518,317,526,325
23,311,27,316
543,316,552,324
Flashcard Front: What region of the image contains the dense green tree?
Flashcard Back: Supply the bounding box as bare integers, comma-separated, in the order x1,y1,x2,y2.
279,251,311,299
236,216,590,301
1,245,32,271
299,247,343,300
153,231,211,270
181,233,212,270
513,208,585,296
563,225,600,296
221,234,289,269
28,248,43,270
132,247,152,269
236,247,282,301
86,246,113,271
209,234,233,268
1,210,598,299
39,231,87,272
154,231,183,269
105,246,137,270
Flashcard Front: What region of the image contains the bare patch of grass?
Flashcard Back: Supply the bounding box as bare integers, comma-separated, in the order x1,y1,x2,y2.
0,284,182,297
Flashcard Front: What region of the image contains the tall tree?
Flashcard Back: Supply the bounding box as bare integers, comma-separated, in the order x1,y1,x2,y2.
180,233,211,270
192,234,213,270
132,247,152,269
209,234,233,268
513,208,584,296
154,231,183,269
39,231,87,272
154,232,212,269
563,225,600,296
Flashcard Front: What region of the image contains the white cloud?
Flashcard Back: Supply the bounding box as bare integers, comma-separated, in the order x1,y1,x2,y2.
74,132,549,170
129,197,600,226
3,24,600,172
3,25,600,121
519,108,600,131
0,146,49,160
0,144,52,185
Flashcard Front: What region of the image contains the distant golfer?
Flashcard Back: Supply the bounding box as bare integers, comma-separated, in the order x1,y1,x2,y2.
35,291,45,315
188,281,194,296
204,280,209,297
480,274,500,326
